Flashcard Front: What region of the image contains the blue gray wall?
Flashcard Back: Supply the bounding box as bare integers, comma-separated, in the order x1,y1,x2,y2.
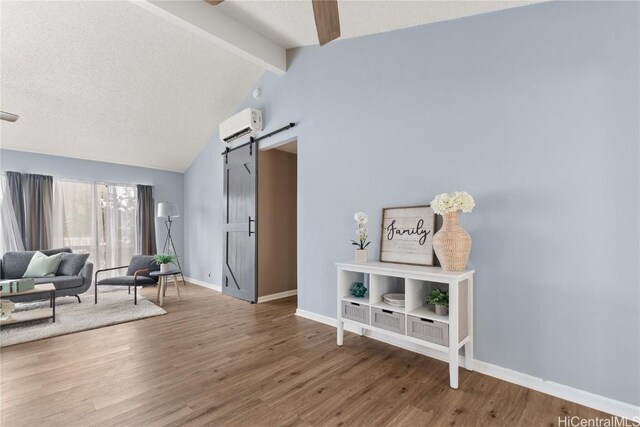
184,141,221,284
0,149,185,258
184,1,639,405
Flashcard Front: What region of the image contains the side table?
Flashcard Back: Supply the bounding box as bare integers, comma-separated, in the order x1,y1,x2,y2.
149,270,182,307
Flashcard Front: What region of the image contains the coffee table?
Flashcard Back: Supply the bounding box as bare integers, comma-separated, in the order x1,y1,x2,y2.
149,270,182,307
0,283,56,326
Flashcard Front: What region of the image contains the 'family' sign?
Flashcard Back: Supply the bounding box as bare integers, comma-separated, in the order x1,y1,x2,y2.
380,205,435,266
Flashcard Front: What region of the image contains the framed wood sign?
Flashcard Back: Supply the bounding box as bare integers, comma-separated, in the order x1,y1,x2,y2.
379,205,435,266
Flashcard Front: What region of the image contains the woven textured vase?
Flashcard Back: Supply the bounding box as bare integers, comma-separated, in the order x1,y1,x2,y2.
433,211,471,271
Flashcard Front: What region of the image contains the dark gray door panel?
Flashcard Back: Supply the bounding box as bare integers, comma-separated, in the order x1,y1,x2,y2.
222,145,257,302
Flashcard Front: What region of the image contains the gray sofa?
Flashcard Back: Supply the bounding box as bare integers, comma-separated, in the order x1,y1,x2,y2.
1,248,93,303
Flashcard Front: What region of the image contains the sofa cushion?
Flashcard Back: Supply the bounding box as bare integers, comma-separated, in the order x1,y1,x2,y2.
34,275,84,290
2,248,72,279
2,252,34,279
57,253,90,276
97,276,157,286
23,252,63,278
126,255,160,277
40,248,73,256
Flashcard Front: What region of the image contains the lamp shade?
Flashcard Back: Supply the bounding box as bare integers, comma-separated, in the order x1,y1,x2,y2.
157,202,179,218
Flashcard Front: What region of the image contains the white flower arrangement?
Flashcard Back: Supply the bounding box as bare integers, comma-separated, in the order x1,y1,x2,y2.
354,212,368,224
351,211,371,250
430,192,475,215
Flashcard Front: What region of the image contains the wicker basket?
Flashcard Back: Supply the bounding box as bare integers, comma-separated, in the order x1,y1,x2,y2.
433,211,471,271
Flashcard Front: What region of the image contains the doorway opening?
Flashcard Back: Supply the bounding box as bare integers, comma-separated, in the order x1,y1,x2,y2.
257,140,298,302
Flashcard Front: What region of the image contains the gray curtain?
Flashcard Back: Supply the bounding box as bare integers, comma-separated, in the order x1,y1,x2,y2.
136,185,157,255
6,172,53,250
20,173,53,250
6,172,25,239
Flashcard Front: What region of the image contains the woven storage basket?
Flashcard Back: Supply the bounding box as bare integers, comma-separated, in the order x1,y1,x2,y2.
433,211,471,271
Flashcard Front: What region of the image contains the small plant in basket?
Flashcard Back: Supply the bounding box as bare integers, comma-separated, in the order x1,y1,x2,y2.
427,288,449,316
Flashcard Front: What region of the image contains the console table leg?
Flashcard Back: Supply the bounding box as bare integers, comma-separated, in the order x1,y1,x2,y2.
449,280,459,389
465,276,474,371
337,320,344,346
449,350,458,389
465,341,474,372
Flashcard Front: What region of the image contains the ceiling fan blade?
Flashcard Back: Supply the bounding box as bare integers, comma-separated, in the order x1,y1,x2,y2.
312,0,341,46
0,111,19,122
205,1,224,5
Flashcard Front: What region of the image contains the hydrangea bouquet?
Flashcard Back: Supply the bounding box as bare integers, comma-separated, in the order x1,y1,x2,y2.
430,191,475,215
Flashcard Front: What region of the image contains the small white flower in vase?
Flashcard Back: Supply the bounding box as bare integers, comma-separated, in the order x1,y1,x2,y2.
351,211,371,262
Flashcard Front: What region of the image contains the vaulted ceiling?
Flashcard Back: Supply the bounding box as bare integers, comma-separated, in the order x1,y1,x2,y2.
0,1,263,172
0,1,538,172
217,0,539,49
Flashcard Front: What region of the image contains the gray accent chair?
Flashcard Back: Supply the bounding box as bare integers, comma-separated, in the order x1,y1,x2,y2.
94,255,160,305
0,248,93,303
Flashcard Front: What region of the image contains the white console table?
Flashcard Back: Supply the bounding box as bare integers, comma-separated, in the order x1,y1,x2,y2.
336,261,474,389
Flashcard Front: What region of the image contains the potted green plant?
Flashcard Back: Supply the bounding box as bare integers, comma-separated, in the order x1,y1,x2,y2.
152,254,177,273
427,288,449,316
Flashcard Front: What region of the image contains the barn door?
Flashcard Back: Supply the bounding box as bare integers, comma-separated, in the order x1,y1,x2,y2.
223,144,257,303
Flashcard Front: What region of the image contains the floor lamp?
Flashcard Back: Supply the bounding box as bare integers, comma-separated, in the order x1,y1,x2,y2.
157,202,186,285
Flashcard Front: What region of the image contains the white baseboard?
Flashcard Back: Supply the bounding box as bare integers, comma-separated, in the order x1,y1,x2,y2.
473,360,640,421
183,276,221,292
183,279,296,303
295,309,335,327
295,309,640,421
258,289,297,303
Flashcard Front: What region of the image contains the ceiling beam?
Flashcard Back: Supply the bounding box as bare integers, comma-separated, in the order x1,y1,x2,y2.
130,1,286,75
312,0,341,46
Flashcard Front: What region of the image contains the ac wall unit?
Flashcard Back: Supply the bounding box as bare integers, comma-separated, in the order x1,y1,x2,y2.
219,108,263,144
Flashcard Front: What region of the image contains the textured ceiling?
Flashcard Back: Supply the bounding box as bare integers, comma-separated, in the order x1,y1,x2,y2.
217,0,542,49
0,1,540,172
0,1,263,172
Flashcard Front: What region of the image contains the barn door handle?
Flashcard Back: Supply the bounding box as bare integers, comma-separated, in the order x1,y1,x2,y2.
248,216,255,236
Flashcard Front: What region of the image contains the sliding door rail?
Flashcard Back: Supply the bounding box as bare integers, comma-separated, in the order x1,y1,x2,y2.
221,122,296,159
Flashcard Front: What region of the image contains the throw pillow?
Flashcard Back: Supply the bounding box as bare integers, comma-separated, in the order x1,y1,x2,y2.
22,252,63,278
56,253,90,276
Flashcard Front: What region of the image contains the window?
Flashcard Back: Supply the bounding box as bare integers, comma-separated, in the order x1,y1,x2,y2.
54,180,137,271
96,183,137,270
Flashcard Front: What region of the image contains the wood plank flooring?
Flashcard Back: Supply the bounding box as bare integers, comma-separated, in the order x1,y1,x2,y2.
1,284,608,426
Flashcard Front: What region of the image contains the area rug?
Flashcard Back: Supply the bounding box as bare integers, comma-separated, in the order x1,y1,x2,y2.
0,289,166,347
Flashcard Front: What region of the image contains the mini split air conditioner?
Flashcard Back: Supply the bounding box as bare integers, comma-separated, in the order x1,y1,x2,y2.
219,108,263,144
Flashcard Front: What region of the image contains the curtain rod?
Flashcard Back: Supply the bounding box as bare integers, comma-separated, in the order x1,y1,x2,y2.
57,177,143,189
1,172,143,189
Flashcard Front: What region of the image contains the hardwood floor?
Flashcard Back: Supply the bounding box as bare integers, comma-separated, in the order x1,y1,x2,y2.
1,284,608,427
